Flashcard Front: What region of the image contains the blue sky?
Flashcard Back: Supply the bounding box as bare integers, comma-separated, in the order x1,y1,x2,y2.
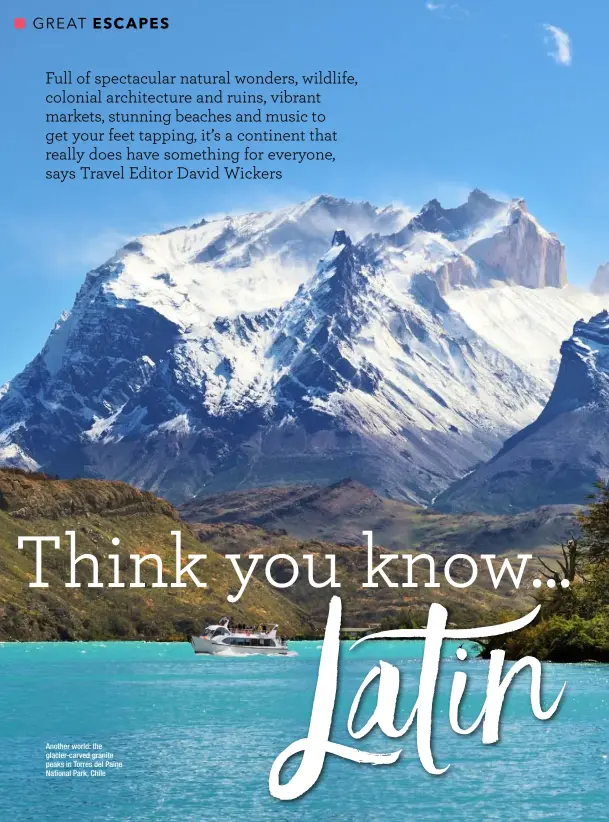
0,0,606,384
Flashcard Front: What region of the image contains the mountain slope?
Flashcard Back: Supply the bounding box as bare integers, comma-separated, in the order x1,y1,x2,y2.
445,283,606,392
436,311,609,513
0,469,311,640
0,191,602,505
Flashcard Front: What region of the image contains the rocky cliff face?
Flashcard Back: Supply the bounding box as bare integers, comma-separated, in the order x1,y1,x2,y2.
465,199,566,289
591,263,609,295
0,191,596,505
436,311,609,512
392,190,567,294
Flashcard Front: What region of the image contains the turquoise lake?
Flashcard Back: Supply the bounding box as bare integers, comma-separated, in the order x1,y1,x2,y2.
0,640,607,821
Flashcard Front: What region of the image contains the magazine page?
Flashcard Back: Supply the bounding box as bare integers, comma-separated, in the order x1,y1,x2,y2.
1,2,608,821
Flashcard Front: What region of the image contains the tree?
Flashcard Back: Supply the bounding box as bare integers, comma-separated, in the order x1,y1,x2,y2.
536,537,585,586
478,483,609,662
577,481,609,562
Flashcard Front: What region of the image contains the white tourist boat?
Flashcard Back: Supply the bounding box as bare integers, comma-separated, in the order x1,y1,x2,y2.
190,618,290,656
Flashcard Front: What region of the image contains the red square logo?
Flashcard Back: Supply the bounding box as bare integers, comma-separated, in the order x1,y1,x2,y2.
14,17,26,29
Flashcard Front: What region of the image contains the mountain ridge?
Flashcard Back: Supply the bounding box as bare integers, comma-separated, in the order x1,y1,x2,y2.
436,310,609,512
181,477,578,556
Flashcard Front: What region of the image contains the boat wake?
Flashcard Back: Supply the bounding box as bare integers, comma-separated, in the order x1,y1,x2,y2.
201,648,299,658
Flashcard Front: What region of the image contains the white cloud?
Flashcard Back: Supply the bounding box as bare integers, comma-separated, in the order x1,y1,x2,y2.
543,24,572,67
425,2,469,16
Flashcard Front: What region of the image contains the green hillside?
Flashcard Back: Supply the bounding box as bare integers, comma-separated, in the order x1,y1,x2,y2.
0,470,311,640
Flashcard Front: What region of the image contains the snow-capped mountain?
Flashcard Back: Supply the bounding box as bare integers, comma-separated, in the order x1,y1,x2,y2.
0,191,606,505
436,311,609,513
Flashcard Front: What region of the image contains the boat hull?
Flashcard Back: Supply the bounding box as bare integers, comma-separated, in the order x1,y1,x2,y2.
190,636,290,656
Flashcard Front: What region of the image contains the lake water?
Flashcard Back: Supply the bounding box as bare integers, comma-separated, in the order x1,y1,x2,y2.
0,641,607,821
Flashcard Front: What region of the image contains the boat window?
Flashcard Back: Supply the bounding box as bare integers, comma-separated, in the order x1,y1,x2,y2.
221,636,275,647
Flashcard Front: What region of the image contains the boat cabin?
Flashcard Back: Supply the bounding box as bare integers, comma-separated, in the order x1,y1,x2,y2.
221,636,278,647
